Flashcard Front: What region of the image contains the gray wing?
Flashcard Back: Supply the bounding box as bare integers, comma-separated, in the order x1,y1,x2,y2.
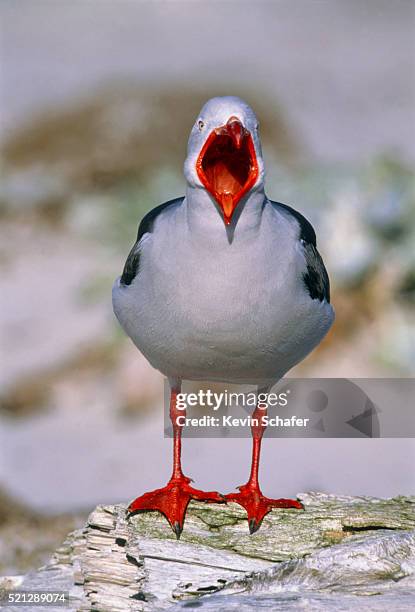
271,200,330,303
120,197,184,286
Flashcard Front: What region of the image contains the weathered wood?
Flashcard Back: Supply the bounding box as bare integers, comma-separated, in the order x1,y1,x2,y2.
1,492,415,611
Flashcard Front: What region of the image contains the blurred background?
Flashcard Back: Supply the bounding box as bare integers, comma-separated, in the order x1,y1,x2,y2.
1,0,414,574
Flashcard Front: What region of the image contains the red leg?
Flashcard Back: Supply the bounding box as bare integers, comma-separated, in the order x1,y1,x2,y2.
226,401,303,534
128,386,225,538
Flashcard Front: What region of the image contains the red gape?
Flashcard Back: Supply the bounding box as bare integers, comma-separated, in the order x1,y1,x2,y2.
226,402,303,533
196,116,259,225
128,388,225,538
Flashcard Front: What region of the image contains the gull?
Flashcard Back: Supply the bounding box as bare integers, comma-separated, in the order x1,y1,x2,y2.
113,96,334,537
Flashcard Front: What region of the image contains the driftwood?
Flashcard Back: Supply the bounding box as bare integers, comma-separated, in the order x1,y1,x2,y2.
1,492,415,611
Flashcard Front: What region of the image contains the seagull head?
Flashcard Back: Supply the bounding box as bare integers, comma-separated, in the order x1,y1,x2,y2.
184,96,265,225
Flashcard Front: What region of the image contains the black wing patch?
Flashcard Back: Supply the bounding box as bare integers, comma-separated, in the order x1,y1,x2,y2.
302,243,330,303
120,196,184,286
271,200,330,303
120,242,141,287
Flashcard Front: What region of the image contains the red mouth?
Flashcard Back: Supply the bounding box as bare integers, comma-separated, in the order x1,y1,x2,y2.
196,116,259,224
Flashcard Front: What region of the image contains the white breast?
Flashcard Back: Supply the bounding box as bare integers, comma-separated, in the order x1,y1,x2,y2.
112,199,334,385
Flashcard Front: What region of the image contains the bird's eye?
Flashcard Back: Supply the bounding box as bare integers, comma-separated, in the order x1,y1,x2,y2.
255,123,259,131
198,120,205,131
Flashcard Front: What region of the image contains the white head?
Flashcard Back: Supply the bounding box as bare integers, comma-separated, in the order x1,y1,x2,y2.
184,96,265,225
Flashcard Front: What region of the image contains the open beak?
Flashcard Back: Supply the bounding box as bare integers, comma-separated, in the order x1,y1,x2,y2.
196,116,259,224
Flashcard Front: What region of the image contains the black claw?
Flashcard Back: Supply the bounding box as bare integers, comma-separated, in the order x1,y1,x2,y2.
126,506,143,519
172,521,183,539
248,518,260,534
